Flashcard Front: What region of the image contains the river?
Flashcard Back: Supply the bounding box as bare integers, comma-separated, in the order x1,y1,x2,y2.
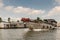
0,28,60,40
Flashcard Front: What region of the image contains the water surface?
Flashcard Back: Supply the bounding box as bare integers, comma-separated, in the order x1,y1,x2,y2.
0,28,60,40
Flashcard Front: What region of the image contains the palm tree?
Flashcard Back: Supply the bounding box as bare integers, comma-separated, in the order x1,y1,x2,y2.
8,17,11,22
37,17,40,21
37,17,42,21
17,20,19,22
0,17,2,22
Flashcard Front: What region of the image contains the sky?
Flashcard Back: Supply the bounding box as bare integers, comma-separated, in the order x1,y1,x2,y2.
0,0,60,22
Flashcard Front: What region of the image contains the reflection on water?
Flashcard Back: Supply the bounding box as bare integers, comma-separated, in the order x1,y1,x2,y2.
24,30,56,40
0,28,60,40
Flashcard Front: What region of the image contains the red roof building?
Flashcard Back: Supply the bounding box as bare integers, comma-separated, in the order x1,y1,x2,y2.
21,18,31,22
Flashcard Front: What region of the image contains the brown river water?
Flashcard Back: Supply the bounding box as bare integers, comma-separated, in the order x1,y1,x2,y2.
0,28,60,40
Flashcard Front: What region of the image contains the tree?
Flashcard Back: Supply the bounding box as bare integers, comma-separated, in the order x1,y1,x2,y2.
8,17,11,22
17,20,19,22
0,17,2,22
37,17,40,21
36,17,42,22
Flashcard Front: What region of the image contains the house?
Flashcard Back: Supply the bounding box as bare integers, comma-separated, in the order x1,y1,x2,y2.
9,21,24,28
16,22,24,28
21,18,31,22
0,21,10,28
43,19,57,27
0,21,25,28
26,22,54,29
57,22,60,27
25,19,57,29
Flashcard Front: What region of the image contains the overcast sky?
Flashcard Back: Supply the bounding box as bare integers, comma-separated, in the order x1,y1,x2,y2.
0,0,60,22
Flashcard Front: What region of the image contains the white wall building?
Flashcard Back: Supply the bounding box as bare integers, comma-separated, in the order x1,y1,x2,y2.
26,22,55,29
0,22,10,28
0,21,25,28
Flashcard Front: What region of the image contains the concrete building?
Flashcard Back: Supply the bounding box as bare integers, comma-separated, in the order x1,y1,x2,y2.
16,22,24,28
57,22,60,27
43,19,57,27
26,22,54,29
9,21,24,28
24,19,57,29
0,21,25,28
0,21,10,28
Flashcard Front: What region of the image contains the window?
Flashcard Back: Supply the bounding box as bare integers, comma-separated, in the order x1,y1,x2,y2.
6,25,9,27
42,26,45,29
50,26,51,29
47,26,48,29
14,25,17,27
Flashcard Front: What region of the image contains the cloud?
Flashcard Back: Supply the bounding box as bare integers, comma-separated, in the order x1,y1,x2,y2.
13,6,45,14
47,6,60,16
0,2,4,7
42,6,60,19
0,0,3,3
4,6,14,11
55,0,60,4
0,0,45,15
0,0,4,8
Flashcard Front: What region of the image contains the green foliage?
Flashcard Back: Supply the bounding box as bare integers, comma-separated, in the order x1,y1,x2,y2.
17,20,19,22
8,17,10,22
0,17,2,22
37,17,40,21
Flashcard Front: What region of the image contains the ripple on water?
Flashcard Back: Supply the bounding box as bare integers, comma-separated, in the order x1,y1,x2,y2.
0,28,60,40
